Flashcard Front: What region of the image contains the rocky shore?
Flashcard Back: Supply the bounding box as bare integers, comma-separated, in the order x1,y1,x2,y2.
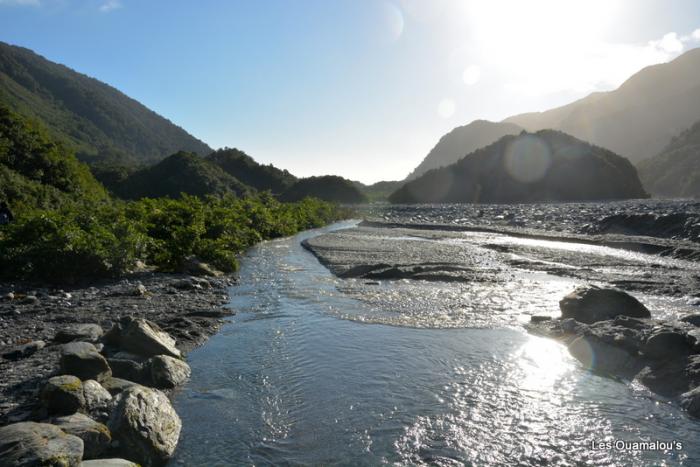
0,272,235,466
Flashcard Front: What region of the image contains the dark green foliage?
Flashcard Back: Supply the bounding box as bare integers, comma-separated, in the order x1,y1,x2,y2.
389,130,649,204
0,104,107,209
0,41,210,163
353,180,404,202
207,148,296,194
281,175,368,204
638,120,700,198
0,195,345,282
114,151,251,199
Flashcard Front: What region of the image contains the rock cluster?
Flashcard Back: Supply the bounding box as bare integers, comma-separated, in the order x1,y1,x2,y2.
0,317,191,466
530,285,700,418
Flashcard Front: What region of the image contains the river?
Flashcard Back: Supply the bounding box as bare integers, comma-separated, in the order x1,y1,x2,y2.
170,218,700,466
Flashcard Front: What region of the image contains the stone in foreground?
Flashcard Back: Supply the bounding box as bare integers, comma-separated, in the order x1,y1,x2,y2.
41,375,85,416
119,318,181,359
52,413,111,459
80,459,139,466
0,421,84,466
60,342,112,382
559,285,650,324
108,386,182,467
146,355,191,388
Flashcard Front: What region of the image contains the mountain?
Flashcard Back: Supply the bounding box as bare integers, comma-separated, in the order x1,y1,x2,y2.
638,120,700,198
0,41,211,163
389,130,648,204
114,151,250,199
0,104,106,209
504,48,700,164
207,148,296,194
281,176,368,204
353,180,404,202
406,120,523,180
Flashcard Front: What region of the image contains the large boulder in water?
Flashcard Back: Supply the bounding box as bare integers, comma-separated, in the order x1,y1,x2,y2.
118,318,181,359
0,421,84,466
567,334,643,377
108,386,181,467
145,355,191,388
559,285,650,324
60,342,112,382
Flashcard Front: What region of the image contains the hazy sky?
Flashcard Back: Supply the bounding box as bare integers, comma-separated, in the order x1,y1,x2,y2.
1,0,700,183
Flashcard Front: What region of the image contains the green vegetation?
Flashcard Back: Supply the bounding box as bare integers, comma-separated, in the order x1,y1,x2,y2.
353,180,404,202
207,148,297,194
0,41,210,163
0,104,347,283
281,175,367,204
389,130,649,204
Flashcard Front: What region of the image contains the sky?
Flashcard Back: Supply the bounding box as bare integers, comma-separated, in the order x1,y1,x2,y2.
1,0,700,183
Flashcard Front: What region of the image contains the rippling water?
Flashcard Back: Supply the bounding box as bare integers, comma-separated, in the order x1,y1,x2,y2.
170,220,700,466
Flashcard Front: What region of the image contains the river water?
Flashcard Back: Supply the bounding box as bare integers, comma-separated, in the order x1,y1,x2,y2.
170,219,700,466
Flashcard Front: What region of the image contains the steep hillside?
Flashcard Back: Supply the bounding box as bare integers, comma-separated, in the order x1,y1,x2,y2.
281,176,368,204
354,180,404,202
0,41,211,163
504,48,700,164
638,120,700,198
389,130,648,204
406,120,523,180
207,148,296,194
115,152,250,199
0,104,106,209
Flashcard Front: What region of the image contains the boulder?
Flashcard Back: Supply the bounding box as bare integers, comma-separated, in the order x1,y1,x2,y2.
681,314,700,327
41,375,85,415
567,334,643,378
52,413,111,459
145,355,191,388
181,255,223,277
108,386,181,467
559,285,650,324
100,377,141,396
55,324,104,344
61,342,112,382
80,460,140,467
119,318,181,359
681,386,700,418
1,340,45,361
643,329,693,360
636,361,691,397
107,358,146,383
82,380,113,417
0,422,84,466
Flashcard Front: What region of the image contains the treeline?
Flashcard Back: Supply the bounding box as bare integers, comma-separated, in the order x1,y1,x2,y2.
0,105,348,283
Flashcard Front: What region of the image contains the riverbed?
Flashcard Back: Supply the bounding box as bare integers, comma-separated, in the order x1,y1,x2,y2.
170,216,700,466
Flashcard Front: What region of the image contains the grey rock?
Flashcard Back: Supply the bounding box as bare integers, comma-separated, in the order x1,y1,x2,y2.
134,284,148,296
636,360,691,397
41,375,85,415
146,355,191,388
61,342,112,382
55,324,104,343
100,377,141,396
119,318,181,359
80,460,139,466
82,380,113,415
107,358,146,383
52,413,111,459
643,330,693,360
681,386,700,418
0,422,84,467
1,340,45,361
681,314,700,327
567,334,643,378
108,386,181,467
530,315,552,323
3,292,14,300
181,255,223,277
559,285,651,324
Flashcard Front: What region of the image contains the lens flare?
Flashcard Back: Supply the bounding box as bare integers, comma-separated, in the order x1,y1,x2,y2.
504,135,551,183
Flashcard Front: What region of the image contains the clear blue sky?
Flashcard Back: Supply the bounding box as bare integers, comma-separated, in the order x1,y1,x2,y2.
1,0,700,183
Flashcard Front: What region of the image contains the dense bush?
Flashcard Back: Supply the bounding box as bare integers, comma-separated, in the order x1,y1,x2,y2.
0,194,347,283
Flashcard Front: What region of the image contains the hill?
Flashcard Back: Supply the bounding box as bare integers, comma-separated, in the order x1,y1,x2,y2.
504,48,700,164
406,120,523,180
353,180,404,202
638,120,700,198
281,176,368,204
0,41,211,163
114,151,251,199
207,148,296,194
389,130,648,204
0,104,106,209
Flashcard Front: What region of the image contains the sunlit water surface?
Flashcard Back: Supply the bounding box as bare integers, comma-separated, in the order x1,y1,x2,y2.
170,221,700,466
